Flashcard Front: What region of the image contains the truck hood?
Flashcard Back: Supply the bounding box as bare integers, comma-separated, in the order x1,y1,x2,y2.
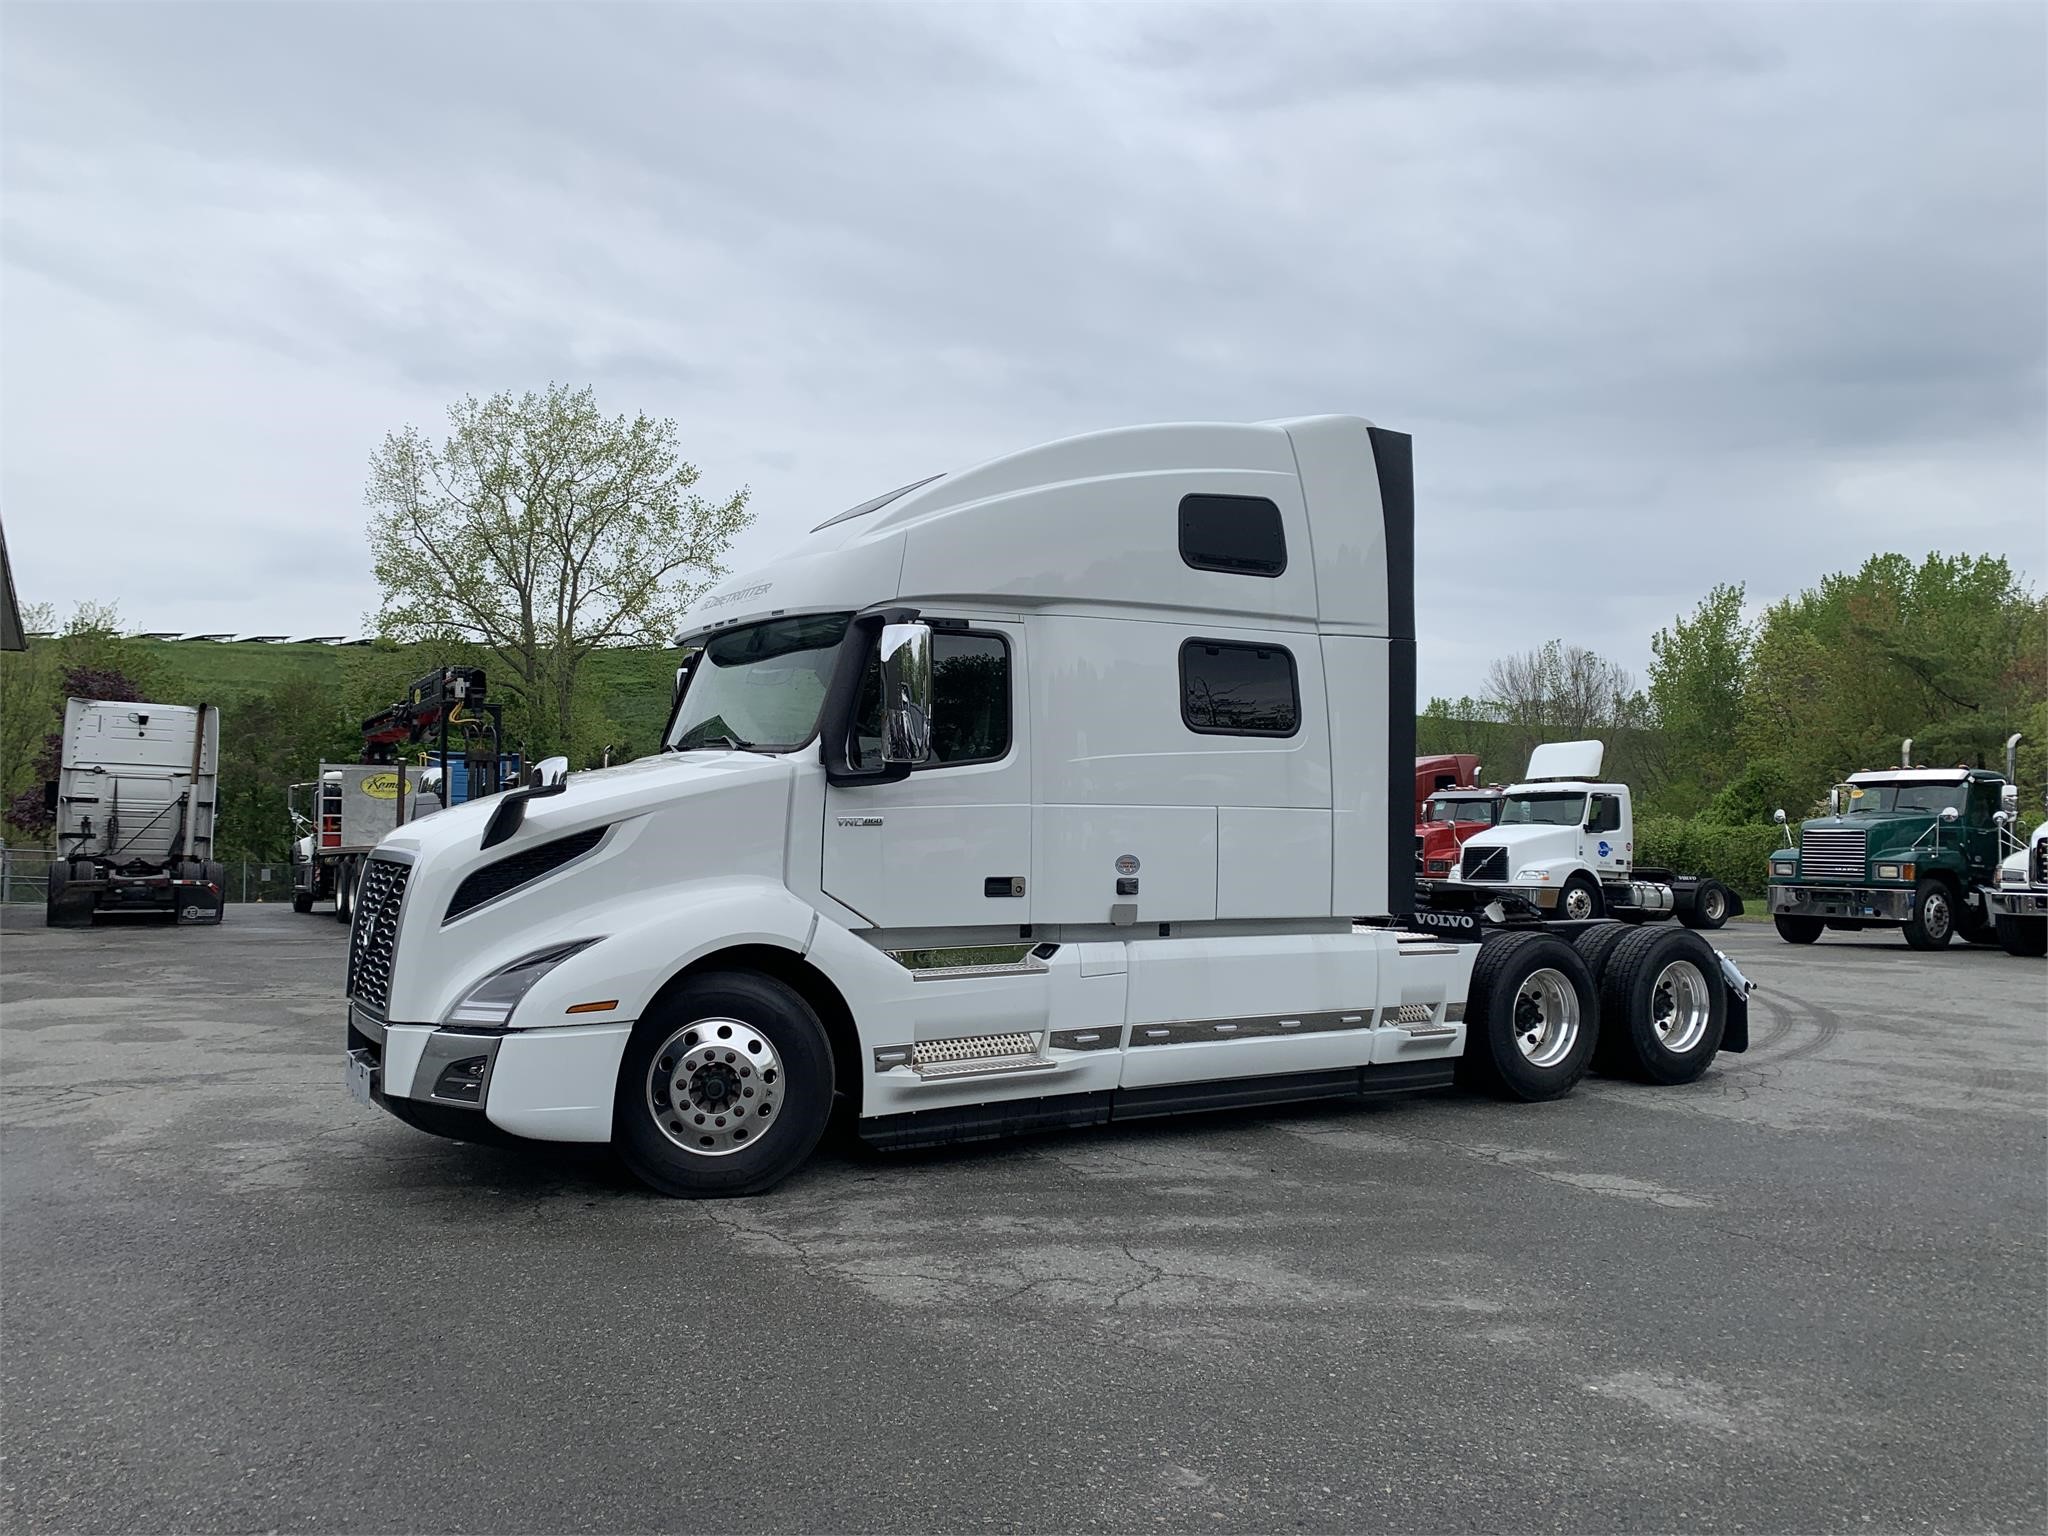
371,750,802,1024
1454,823,1577,871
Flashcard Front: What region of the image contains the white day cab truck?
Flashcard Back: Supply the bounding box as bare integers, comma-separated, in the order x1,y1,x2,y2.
1987,788,2048,957
45,697,224,927
1423,741,1739,930
343,417,1753,1197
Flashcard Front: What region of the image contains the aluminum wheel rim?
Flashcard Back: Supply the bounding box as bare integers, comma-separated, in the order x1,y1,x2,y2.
1650,959,1711,1055
1513,968,1581,1068
1563,885,1596,920
645,1017,782,1158
1923,890,1950,939
1702,887,1725,922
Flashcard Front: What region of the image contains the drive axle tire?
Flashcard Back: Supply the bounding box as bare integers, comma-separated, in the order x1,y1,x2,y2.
615,970,834,1198
292,891,315,914
1456,931,1599,1102
1902,878,1956,950
1774,914,1823,945
1594,927,1727,1085
1558,874,1603,923
1679,881,1732,931
1995,914,2048,957
1572,920,1634,985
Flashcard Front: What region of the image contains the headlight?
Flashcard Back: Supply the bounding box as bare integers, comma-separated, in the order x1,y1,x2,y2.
445,938,603,1027
1515,868,1550,882
1875,863,1900,881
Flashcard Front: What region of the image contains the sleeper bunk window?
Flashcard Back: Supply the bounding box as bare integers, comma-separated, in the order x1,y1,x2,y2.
1178,494,1287,577
1180,639,1300,737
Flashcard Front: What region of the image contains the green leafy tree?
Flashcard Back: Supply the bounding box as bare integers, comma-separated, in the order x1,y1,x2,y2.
365,384,750,760
1647,583,1751,816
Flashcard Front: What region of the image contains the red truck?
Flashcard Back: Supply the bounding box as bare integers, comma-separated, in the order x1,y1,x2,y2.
1414,754,1502,884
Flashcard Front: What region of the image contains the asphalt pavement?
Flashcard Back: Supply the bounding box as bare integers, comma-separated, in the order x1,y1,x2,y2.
2,905,2043,1533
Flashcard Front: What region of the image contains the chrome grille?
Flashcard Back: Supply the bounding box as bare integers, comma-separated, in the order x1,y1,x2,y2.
1798,827,1868,881
2034,839,2048,887
346,857,410,1012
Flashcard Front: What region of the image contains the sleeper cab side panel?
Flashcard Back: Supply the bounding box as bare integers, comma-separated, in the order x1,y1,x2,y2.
1324,635,1392,916
1118,932,1384,1088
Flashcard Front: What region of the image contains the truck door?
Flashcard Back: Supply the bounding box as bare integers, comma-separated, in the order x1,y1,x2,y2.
822,621,1033,931
1585,793,1628,880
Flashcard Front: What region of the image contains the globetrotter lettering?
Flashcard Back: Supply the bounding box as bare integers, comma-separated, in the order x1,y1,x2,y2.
703,582,773,610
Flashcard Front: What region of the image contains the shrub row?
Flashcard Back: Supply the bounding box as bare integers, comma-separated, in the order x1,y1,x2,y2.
1635,816,1784,898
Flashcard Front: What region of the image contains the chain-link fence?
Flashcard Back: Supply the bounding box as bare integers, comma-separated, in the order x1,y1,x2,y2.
0,845,302,906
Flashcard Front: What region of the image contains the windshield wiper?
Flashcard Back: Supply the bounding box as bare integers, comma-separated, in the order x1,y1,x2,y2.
678,732,770,753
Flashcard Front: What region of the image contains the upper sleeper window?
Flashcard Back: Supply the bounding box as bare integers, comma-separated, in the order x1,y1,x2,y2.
1178,494,1286,577
1180,639,1299,737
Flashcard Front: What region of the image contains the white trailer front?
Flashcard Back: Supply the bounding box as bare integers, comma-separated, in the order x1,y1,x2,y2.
47,697,224,927
343,417,1750,1196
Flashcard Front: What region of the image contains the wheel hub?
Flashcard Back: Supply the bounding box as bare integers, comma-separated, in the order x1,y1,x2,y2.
1649,959,1711,1054
646,1018,783,1158
1512,967,1581,1069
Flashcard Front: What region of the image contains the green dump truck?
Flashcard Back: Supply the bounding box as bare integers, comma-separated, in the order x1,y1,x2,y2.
1766,736,2022,950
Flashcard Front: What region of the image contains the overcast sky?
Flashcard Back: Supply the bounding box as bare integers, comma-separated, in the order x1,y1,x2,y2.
3,1,2042,701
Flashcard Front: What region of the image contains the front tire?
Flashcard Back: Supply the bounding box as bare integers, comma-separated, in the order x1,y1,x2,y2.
1558,874,1603,922
1774,914,1823,945
1902,878,1955,950
1995,914,2048,957
1595,927,1727,1084
1457,931,1599,1101
615,970,834,1198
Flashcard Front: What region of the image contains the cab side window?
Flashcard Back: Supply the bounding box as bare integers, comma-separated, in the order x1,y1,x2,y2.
1587,794,1623,834
850,629,1011,770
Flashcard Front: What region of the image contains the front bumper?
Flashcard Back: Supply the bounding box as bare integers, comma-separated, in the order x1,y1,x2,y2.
1987,888,2048,919
348,1004,630,1144
1767,884,1913,921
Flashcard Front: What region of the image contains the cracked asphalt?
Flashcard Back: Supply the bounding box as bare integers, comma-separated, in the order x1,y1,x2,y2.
2,906,2043,1533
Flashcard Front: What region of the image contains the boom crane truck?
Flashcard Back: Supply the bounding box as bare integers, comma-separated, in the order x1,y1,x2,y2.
342,416,1753,1198
45,698,223,927
290,666,518,920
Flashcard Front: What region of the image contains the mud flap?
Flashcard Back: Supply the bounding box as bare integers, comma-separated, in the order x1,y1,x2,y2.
174,886,225,925
46,882,99,928
1715,948,1754,1054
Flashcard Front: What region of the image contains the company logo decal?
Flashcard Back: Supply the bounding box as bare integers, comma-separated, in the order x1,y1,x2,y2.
359,773,405,800
1597,840,1612,858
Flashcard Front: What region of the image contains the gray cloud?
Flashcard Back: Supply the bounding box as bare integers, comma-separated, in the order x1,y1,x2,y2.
2,1,2041,701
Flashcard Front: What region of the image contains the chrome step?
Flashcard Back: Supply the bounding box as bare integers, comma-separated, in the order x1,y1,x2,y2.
911,1053,1059,1081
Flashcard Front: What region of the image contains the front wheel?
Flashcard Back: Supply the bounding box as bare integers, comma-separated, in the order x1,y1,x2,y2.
1774,914,1823,945
614,970,834,1198
1902,879,1955,950
1558,874,1603,922
1995,914,2048,957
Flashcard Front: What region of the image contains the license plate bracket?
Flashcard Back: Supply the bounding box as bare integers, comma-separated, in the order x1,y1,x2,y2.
347,1054,375,1106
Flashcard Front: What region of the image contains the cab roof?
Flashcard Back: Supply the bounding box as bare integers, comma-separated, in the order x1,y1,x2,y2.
1845,768,1999,786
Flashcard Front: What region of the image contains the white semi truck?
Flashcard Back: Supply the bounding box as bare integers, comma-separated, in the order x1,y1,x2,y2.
1987,789,2047,957
344,417,1752,1197
45,697,224,927
1431,741,1737,928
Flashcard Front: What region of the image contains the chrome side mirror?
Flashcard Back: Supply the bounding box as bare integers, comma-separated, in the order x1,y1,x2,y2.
1994,809,2011,829
1772,809,1787,825
1828,789,1842,815
1939,805,1960,824
531,755,569,789
2001,783,2019,814
879,621,933,765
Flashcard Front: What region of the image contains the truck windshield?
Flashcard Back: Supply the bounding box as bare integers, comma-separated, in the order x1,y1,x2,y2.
1500,792,1587,826
1425,796,1497,825
668,613,852,752
1842,782,1969,816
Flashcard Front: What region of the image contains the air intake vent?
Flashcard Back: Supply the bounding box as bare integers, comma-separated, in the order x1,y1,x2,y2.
2033,839,2047,887
1461,844,1508,882
445,828,605,922
1798,826,1867,882
347,857,410,1012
